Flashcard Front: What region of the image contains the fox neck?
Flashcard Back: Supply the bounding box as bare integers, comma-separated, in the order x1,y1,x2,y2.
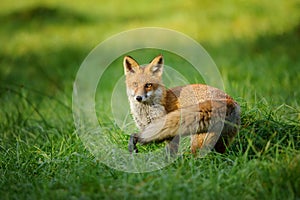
129,87,167,130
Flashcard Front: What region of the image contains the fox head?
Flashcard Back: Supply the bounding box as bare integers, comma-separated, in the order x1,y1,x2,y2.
123,55,165,104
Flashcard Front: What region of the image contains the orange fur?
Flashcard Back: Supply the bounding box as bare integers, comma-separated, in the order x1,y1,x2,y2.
124,55,240,155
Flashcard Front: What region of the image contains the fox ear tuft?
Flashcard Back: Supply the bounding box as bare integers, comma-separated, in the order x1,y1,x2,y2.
149,55,164,76
123,56,139,75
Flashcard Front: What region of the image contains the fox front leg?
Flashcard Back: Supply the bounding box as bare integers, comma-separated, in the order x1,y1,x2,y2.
128,133,139,154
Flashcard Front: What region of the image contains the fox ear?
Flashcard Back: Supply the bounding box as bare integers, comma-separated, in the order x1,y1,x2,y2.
149,55,164,76
123,56,139,75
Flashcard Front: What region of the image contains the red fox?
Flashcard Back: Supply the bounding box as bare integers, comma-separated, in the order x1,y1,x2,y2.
124,55,240,155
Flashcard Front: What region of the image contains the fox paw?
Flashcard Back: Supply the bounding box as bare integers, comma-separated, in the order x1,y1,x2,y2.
128,133,139,154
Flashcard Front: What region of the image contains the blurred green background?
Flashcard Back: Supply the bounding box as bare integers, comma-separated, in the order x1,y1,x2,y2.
1,0,299,103
1,0,300,199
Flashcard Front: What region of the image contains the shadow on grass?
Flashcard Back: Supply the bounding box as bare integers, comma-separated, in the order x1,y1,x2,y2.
0,4,94,32
1,20,299,99
1,21,300,88
204,22,300,106
0,3,163,32
206,22,300,75
208,19,300,60
0,44,89,93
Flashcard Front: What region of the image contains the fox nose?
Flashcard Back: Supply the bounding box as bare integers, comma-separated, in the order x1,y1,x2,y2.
136,96,142,102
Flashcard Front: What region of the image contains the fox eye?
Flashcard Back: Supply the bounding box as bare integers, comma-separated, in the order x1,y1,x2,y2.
133,82,138,87
145,83,152,89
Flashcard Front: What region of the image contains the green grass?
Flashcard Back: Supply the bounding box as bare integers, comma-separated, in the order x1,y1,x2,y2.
1,0,300,199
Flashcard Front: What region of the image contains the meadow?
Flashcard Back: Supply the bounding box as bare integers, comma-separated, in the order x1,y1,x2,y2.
0,0,300,199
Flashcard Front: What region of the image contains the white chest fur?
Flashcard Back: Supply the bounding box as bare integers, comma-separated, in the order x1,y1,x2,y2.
129,101,166,130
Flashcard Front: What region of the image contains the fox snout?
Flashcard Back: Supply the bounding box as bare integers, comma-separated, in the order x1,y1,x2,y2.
134,91,152,103
136,96,143,102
